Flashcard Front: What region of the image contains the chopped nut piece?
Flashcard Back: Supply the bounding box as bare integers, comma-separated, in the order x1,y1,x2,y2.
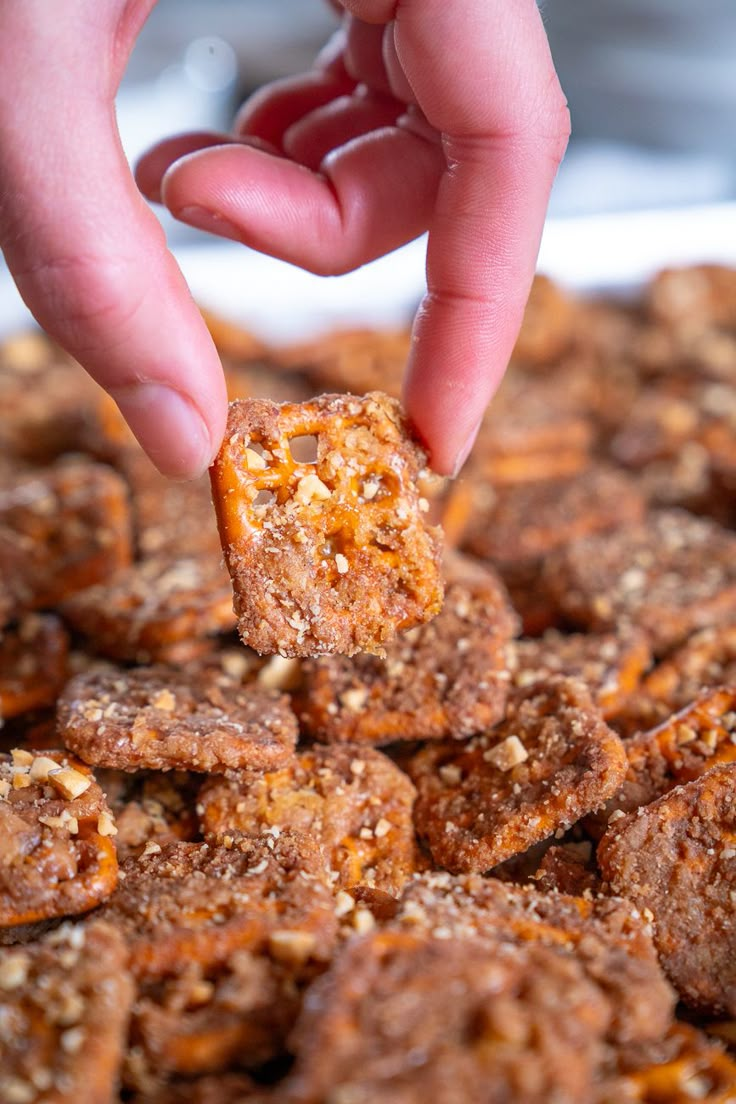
28,754,62,783
483,734,529,772
410,678,627,872
48,765,92,800
0,952,29,991
268,929,319,964
97,811,118,837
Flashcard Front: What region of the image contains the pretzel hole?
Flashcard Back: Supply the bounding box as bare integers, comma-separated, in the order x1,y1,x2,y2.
288,435,318,463
253,490,276,507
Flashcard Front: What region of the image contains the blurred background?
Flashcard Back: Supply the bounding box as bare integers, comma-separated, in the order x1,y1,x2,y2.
2,0,736,336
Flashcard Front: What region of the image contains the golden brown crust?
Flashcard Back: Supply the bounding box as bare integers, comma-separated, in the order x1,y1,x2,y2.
57,664,298,773
210,393,443,657
410,677,628,872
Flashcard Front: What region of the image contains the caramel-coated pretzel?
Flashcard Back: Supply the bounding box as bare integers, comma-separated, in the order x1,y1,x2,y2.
211,393,443,657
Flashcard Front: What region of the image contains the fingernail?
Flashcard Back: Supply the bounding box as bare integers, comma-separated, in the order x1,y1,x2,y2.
174,205,242,243
111,383,214,480
451,419,483,479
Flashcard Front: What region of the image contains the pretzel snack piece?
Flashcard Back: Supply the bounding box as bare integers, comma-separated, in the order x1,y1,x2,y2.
210,393,443,657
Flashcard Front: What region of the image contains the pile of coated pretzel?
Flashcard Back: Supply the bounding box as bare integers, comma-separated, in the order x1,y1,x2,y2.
2,266,736,1103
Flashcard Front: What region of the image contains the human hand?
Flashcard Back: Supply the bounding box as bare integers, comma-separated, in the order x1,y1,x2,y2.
0,1,569,480
139,0,570,475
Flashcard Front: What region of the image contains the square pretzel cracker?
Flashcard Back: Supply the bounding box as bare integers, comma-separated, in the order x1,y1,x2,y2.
0,750,118,930
409,676,627,873
643,624,736,711
60,554,236,663
57,663,298,773
101,834,337,982
543,509,736,655
394,872,675,1048
603,1022,736,1104
510,628,652,720
297,555,517,746
0,457,132,620
0,614,69,720
198,744,420,895
210,392,443,657
598,763,736,1017
0,921,133,1104
285,928,613,1104
595,687,736,831
461,465,645,633
462,464,645,568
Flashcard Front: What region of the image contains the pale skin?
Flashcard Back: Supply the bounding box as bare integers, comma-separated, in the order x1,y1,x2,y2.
0,0,569,478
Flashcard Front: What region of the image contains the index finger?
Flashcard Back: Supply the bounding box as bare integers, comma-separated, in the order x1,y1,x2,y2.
362,0,570,474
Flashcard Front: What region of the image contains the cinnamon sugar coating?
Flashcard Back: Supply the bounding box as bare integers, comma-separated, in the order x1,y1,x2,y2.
298,564,516,745
101,835,336,981
0,922,133,1104
198,744,419,894
58,664,297,773
0,750,118,929
410,677,627,872
598,764,736,1015
210,393,443,657
60,555,236,663
544,510,736,654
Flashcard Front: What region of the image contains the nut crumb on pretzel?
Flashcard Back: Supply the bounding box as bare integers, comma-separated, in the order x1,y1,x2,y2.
209,393,443,657
0,922,133,1104
0,751,118,929
57,663,298,774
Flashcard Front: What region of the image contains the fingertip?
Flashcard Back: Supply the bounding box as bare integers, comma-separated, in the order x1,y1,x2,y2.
110,381,225,481
135,132,237,203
